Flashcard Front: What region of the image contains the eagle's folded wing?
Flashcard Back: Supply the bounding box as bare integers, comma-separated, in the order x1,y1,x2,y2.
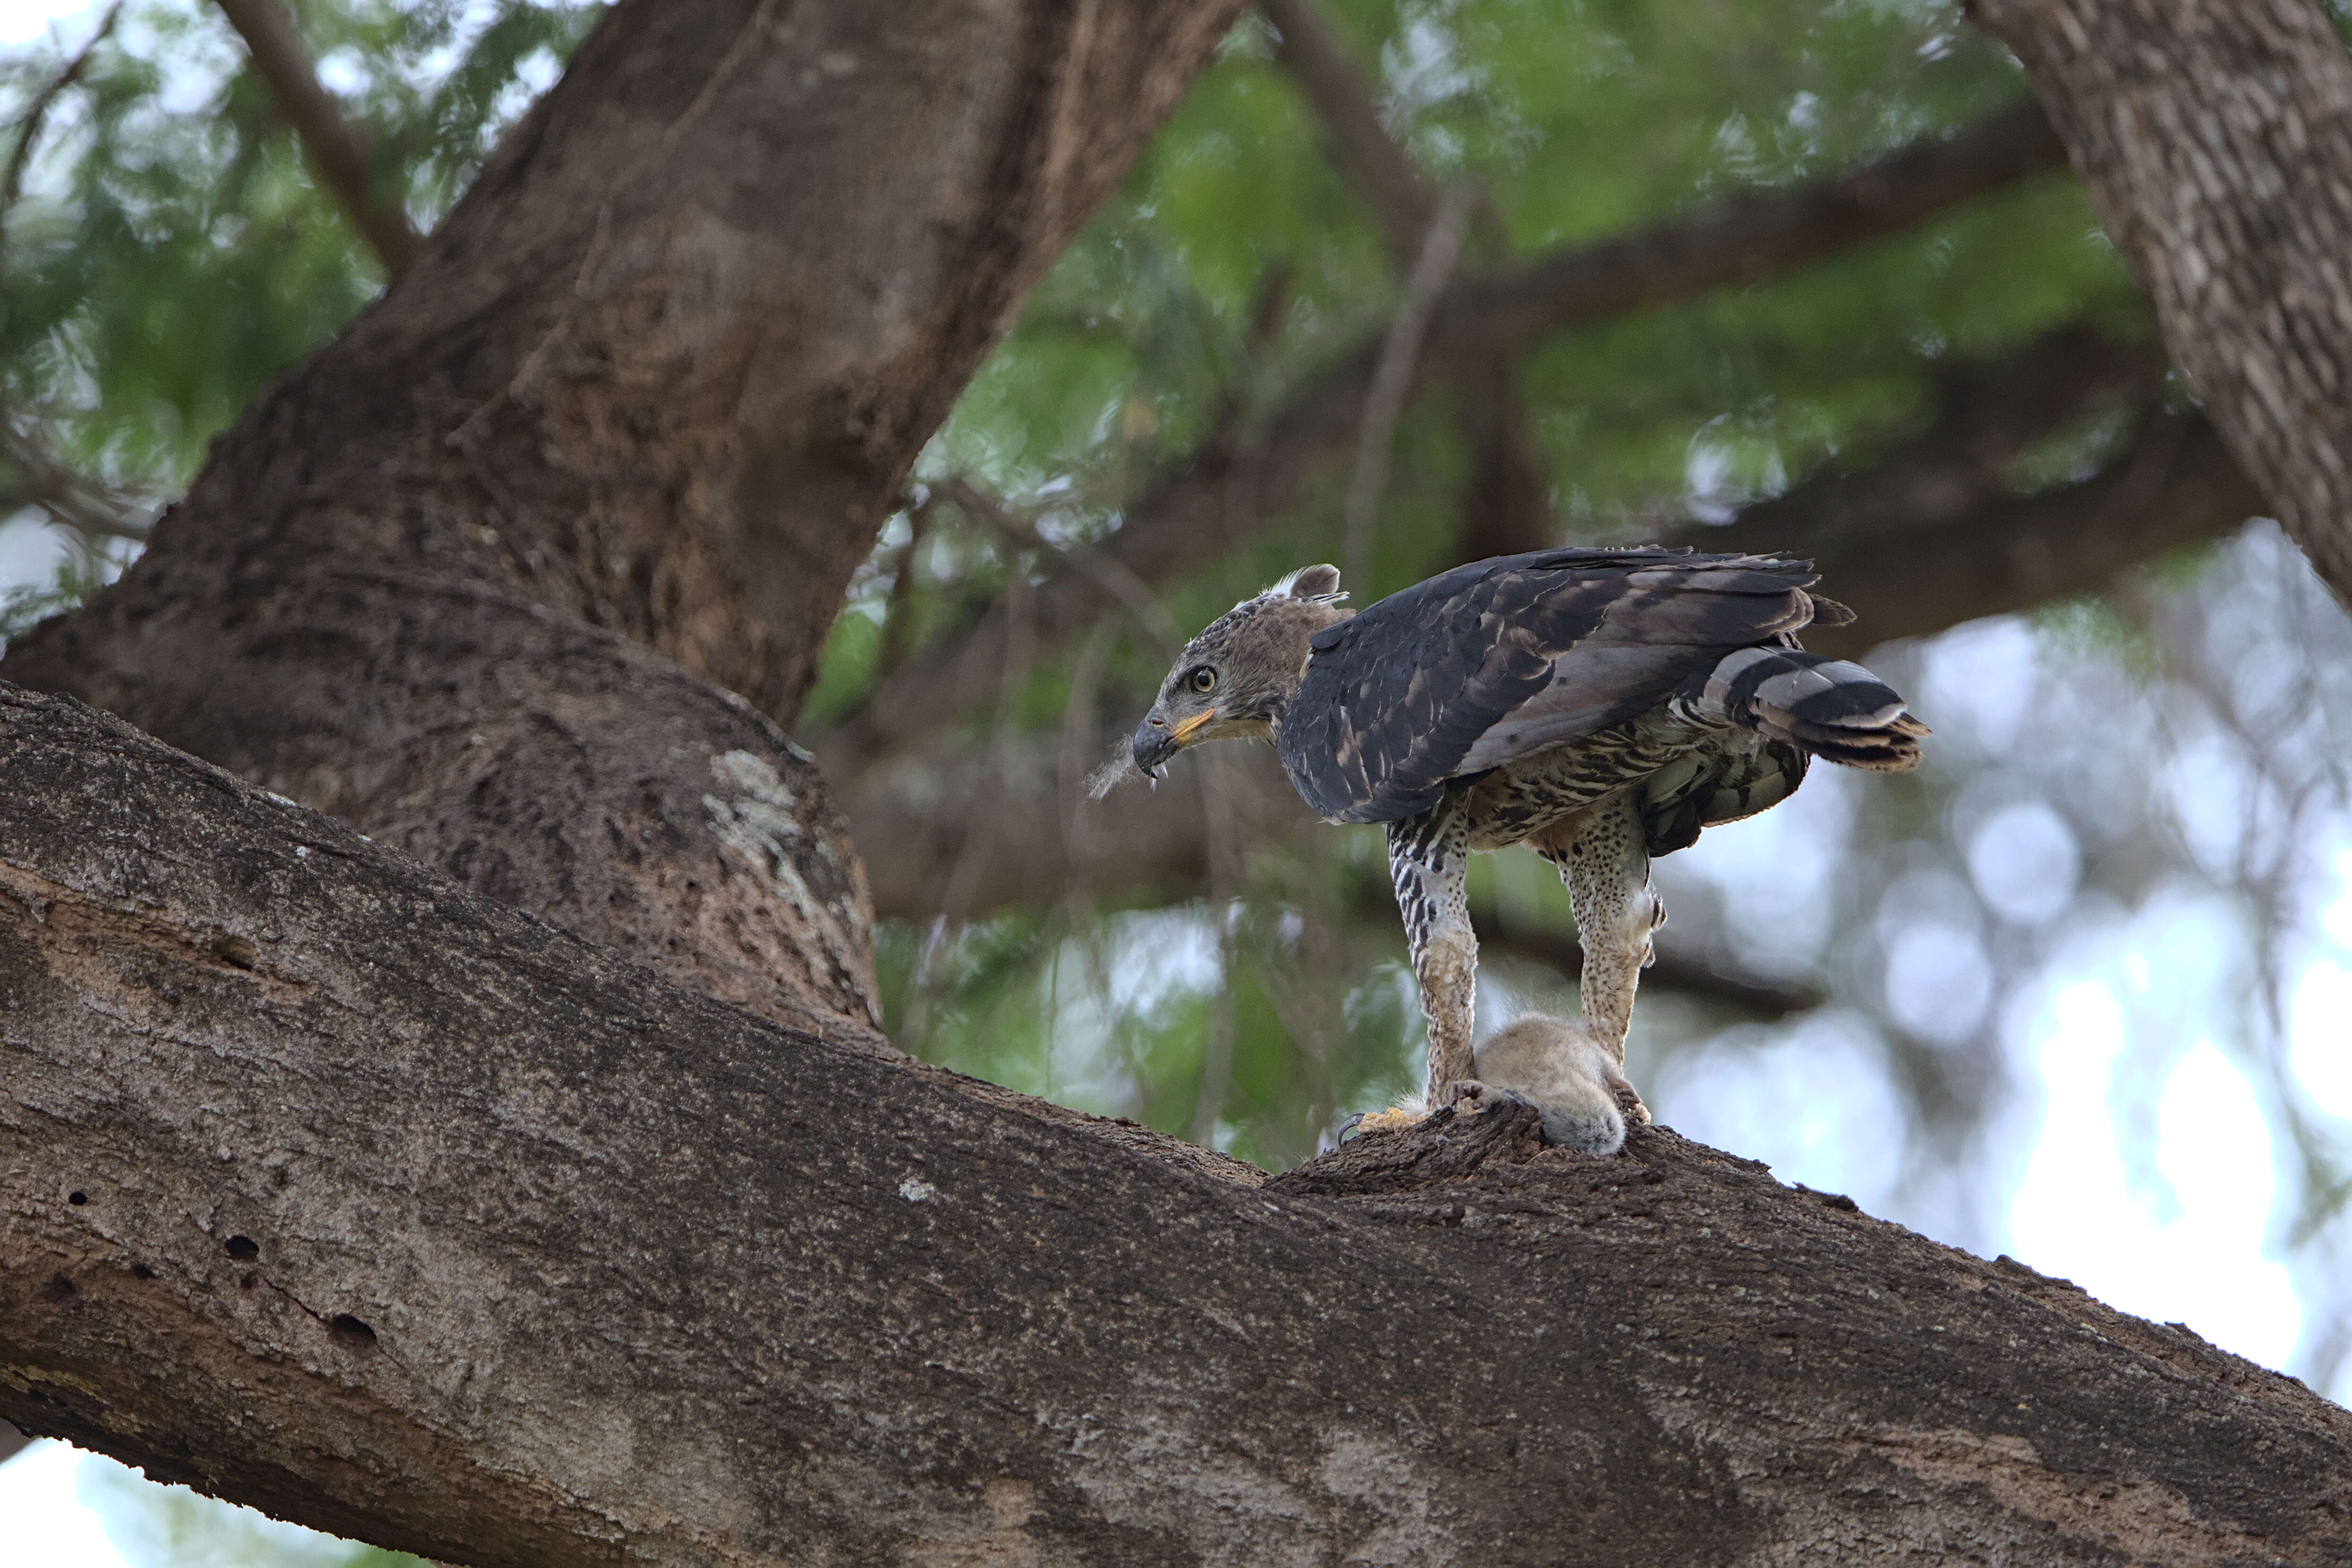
1278,548,1827,823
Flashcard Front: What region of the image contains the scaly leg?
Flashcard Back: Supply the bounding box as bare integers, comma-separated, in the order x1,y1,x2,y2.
1531,791,1661,1121
1388,798,1479,1107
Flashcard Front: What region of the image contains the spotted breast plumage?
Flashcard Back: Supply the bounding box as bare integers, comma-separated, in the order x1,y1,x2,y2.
1121,548,1925,1144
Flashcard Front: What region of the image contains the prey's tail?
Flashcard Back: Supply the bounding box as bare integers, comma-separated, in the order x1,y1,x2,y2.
1693,645,1928,771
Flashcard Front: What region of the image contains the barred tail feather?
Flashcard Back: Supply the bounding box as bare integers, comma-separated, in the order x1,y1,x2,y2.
1695,646,1927,772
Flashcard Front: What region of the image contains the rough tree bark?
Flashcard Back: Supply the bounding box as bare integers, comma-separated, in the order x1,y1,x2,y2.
6,686,2349,1565
1,0,1245,1040
0,0,2337,1560
1968,0,2352,605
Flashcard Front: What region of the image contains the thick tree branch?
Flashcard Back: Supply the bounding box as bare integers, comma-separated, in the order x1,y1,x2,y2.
838,99,2067,764
4,0,1246,1038
214,0,421,274
7,683,2350,1563
1453,359,1555,559
1968,0,2352,606
1452,101,2062,345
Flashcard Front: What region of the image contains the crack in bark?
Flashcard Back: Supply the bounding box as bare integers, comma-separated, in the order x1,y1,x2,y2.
0,860,319,1005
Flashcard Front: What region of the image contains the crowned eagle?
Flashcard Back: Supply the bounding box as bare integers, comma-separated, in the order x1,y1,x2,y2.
1122,548,1924,1144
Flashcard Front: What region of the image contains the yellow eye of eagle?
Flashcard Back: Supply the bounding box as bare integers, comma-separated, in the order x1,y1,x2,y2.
1189,667,1218,693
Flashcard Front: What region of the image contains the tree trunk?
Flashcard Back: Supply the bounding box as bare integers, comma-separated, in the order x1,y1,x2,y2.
1968,0,2352,604
0,0,1245,1040
5,685,2348,1566
3,1,2346,1561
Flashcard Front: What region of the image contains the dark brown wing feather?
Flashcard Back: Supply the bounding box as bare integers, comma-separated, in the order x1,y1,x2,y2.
1276,548,1823,823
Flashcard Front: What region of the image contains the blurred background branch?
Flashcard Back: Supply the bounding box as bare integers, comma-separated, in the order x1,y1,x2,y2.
0,0,115,228
212,0,418,272
0,417,149,542
1267,0,1552,562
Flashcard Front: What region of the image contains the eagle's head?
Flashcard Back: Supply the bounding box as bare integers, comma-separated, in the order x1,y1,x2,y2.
1130,564,1351,780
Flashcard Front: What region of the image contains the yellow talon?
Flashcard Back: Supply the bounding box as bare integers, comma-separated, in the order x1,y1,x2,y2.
1348,1101,1437,1136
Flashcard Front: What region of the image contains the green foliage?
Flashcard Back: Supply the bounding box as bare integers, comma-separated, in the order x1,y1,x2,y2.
876,0,2144,645
0,0,2198,1178
0,1,598,501
808,1,2154,1164
874,859,1422,1169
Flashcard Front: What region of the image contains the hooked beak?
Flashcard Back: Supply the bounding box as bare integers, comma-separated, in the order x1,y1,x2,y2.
1132,710,1216,780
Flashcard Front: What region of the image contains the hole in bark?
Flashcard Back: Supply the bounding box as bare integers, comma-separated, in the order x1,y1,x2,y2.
68,1192,86,1205
213,935,258,969
40,1273,75,1303
225,1235,259,1259
131,1265,154,1280
329,1314,377,1351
